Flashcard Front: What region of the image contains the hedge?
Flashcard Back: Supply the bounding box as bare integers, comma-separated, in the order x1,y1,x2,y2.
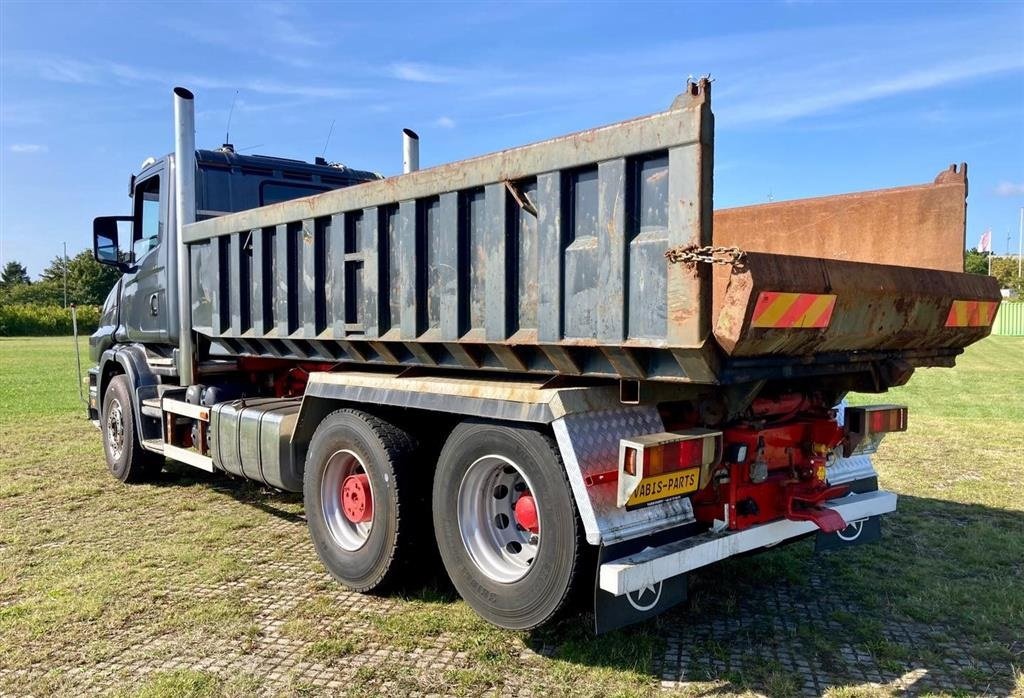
0,304,101,336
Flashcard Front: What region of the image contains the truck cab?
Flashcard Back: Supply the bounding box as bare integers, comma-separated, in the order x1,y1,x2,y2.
88,147,381,417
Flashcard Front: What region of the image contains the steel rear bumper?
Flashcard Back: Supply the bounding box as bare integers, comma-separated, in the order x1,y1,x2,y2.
599,490,898,596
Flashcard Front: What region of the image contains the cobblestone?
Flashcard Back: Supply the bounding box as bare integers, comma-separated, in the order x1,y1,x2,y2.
1,477,1017,697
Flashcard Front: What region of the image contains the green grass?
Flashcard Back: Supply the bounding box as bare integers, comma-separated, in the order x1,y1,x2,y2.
1,336,1022,696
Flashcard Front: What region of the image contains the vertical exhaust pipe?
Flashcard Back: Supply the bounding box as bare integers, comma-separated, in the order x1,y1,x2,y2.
402,128,419,174
173,87,197,386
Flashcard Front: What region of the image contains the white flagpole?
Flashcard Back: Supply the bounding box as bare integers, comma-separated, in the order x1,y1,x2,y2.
1018,207,1022,278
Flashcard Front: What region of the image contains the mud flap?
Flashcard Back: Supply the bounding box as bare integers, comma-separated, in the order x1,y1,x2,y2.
594,542,687,635
815,514,882,552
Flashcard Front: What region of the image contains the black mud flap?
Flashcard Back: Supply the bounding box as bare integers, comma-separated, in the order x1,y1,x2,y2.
815,515,882,552
594,543,687,635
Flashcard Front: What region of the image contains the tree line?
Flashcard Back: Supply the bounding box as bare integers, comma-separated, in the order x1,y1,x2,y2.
0,252,122,307
964,248,1024,295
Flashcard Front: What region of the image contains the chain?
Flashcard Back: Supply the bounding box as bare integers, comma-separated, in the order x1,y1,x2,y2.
665,244,747,268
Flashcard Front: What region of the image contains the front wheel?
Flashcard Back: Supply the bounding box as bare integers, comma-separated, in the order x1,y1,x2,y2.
433,421,583,630
101,374,162,483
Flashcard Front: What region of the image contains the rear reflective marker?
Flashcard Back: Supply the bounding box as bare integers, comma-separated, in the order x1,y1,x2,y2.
751,292,837,329
945,300,998,327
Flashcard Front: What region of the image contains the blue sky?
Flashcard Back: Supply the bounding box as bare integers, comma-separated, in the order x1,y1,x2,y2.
1,1,1022,277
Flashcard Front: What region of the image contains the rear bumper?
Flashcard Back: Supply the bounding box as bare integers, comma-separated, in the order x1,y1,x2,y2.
599,489,897,596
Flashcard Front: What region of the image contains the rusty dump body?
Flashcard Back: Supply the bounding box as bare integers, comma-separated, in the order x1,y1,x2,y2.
183,80,1000,391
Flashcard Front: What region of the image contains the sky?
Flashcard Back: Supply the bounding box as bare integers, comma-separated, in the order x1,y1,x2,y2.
1,0,1023,278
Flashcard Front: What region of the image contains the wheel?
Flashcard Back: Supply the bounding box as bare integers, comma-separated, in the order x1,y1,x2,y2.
101,374,162,483
432,421,583,630
303,409,422,593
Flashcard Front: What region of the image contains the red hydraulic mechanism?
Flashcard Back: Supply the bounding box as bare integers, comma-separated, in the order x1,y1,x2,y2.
692,415,851,533
786,484,849,533
341,474,373,524
514,493,540,534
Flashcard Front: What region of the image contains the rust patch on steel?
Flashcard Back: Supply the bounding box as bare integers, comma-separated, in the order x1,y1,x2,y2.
710,165,969,324
714,252,1001,357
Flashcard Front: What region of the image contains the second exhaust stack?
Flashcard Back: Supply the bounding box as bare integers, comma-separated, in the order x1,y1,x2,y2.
402,128,419,174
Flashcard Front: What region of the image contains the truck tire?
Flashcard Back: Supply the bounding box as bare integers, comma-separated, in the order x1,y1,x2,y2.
433,421,583,630
304,409,420,593
101,374,162,483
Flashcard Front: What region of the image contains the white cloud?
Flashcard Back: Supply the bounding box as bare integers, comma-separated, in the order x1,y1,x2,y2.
995,182,1024,197
9,144,48,153
8,53,366,101
389,62,454,84
434,116,456,129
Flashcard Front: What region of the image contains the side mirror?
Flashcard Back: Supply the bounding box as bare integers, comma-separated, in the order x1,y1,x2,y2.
93,216,134,271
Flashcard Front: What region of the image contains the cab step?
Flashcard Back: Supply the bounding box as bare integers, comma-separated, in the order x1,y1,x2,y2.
141,398,162,419
141,438,165,454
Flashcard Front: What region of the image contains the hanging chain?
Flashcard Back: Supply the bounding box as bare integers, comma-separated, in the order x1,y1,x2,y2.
665,244,747,268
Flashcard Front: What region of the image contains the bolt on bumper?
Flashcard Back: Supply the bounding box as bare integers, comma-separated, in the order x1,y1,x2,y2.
599,489,898,596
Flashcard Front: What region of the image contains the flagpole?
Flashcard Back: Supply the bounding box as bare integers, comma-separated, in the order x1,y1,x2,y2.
1018,207,1022,278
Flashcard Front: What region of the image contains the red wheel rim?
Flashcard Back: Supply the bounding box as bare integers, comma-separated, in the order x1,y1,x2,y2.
513,493,540,534
341,473,373,524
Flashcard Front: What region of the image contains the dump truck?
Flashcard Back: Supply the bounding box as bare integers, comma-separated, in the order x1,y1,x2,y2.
87,82,1000,633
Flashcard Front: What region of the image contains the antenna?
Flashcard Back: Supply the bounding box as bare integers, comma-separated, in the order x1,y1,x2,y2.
225,90,239,145
321,119,336,158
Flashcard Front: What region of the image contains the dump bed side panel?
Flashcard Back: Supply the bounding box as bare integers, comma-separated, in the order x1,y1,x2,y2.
185,82,716,382
713,165,967,272
710,165,969,326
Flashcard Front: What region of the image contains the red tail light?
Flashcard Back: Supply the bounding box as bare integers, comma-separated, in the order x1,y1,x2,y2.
617,429,723,508
844,405,908,456
846,405,908,435
619,430,721,478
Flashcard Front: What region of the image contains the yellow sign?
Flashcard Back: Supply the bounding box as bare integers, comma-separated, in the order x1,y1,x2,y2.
626,468,700,508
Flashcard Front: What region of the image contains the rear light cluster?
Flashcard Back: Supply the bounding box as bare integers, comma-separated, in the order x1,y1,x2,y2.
617,430,722,508
623,437,713,477
844,405,908,456
845,405,908,435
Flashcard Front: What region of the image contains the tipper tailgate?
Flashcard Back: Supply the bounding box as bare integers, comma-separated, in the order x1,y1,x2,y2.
714,251,1001,357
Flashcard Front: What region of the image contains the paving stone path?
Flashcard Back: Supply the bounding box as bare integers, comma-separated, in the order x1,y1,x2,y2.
1,478,1017,697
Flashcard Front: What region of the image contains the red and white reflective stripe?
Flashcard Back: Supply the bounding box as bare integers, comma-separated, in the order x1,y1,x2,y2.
751,292,837,329
945,300,998,327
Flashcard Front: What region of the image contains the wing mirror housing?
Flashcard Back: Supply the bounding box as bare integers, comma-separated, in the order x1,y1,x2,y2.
93,216,134,272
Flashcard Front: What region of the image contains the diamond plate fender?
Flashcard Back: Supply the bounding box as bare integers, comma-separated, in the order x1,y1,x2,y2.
552,406,697,546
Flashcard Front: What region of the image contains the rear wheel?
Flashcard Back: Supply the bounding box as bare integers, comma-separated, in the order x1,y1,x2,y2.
101,374,162,483
304,409,419,592
433,421,583,630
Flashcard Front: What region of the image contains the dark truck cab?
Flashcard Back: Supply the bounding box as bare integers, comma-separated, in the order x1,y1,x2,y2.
88,148,380,410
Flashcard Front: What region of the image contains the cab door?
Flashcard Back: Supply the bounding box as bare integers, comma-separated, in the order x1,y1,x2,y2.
120,169,171,344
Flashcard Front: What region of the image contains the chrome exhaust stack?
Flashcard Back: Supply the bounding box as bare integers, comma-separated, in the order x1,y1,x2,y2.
173,86,197,386
402,128,419,174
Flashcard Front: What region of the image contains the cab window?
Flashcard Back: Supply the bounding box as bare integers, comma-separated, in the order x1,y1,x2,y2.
133,175,161,261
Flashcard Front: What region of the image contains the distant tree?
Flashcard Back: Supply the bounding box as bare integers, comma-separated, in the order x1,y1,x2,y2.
1,261,31,287
991,257,1024,294
0,280,63,306
964,248,989,275
40,250,121,305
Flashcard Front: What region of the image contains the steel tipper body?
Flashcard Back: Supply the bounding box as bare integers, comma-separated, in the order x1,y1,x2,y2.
87,81,1000,633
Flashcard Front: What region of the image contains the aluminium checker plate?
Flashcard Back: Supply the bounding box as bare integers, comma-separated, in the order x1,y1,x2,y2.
552,405,697,546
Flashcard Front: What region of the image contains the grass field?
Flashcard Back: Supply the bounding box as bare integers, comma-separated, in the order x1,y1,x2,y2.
0,336,1021,696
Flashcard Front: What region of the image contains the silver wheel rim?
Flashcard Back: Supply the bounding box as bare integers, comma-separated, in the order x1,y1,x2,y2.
321,449,373,551
457,455,540,583
107,398,125,461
